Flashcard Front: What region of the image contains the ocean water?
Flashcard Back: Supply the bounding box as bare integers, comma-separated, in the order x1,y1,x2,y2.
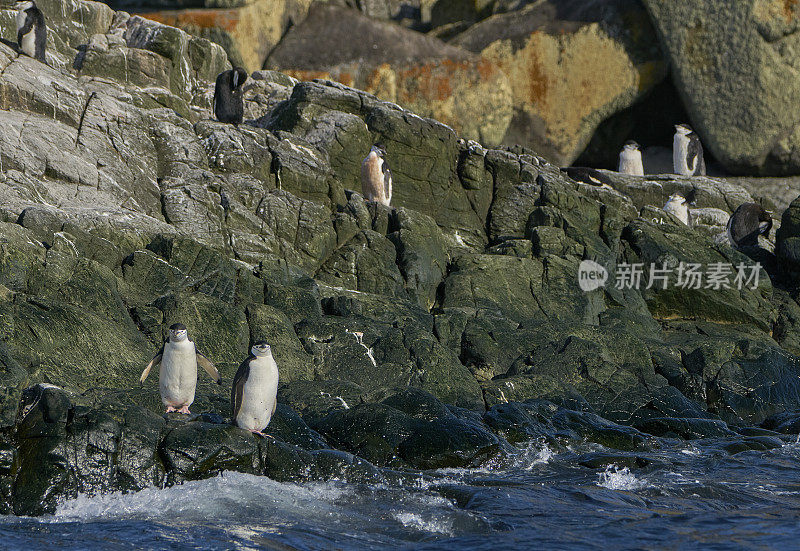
2,438,800,550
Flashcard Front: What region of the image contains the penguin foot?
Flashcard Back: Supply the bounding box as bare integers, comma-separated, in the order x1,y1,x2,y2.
165,406,176,413
178,406,191,414
250,430,271,438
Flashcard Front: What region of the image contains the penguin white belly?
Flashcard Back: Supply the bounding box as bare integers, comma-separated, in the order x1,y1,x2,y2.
20,30,36,58
159,341,197,407
236,367,278,432
619,152,643,176
664,202,689,225
361,153,385,203
673,135,690,175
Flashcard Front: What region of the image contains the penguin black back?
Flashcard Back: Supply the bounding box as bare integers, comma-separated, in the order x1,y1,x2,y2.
213,67,248,125
727,203,772,248
15,0,47,63
561,166,614,188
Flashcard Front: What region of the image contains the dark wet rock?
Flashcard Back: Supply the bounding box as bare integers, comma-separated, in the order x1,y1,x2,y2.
312,390,501,469
762,411,800,435
309,449,385,483
483,400,651,451
13,386,72,515
293,313,483,409
777,194,800,276
278,380,369,425
264,404,328,450
316,230,406,297
483,400,560,444
388,208,449,309
621,219,773,332
577,452,668,471
721,436,785,455
160,421,260,484
636,418,737,440
551,409,652,452
259,438,314,482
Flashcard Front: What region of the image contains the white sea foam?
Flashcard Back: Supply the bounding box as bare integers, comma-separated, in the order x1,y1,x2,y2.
51,472,350,523
516,441,555,468
596,466,649,491
47,470,488,544
391,511,454,535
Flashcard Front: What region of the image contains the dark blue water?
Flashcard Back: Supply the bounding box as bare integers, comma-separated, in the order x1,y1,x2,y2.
2,438,800,550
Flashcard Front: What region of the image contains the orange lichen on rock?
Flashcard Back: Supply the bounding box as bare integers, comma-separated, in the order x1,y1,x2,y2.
284,70,354,88
141,10,241,33
283,69,333,82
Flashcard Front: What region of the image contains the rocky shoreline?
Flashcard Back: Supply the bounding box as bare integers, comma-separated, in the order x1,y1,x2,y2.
2,0,800,516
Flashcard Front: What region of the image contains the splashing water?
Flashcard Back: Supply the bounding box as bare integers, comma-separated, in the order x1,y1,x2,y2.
596,465,650,491
2,439,800,549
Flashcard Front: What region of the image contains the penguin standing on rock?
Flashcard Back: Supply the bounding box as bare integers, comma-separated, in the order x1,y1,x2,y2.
361,144,392,206
15,0,47,63
213,67,248,125
231,341,279,437
140,323,222,414
726,203,773,248
618,140,644,176
673,124,706,176
662,188,697,227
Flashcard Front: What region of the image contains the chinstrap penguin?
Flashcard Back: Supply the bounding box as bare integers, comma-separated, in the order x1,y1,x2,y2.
662,188,696,227
726,203,772,248
673,124,706,176
561,166,614,189
231,341,279,437
213,67,248,125
15,0,47,63
361,144,393,206
618,140,644,176
140,323,221,414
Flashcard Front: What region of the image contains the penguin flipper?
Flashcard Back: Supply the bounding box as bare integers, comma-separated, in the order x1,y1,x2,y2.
231,357,252,422
687,138,703,175
196,351,221,383
140,350,163,384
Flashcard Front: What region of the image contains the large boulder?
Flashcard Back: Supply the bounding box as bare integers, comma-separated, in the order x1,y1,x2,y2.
451,0,666,165
139,0,314,72
265,3,513,146
777,194,800,274
642,0,800,175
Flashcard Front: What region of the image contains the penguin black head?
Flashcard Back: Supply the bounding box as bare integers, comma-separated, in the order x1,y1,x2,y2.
14,0,35,10
751,204,773,239
252,341,271,356
231,67,248,91
665,193,687,207
623,140,640,151
372,143,387,157
675,123,693,135
168,323,188,342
